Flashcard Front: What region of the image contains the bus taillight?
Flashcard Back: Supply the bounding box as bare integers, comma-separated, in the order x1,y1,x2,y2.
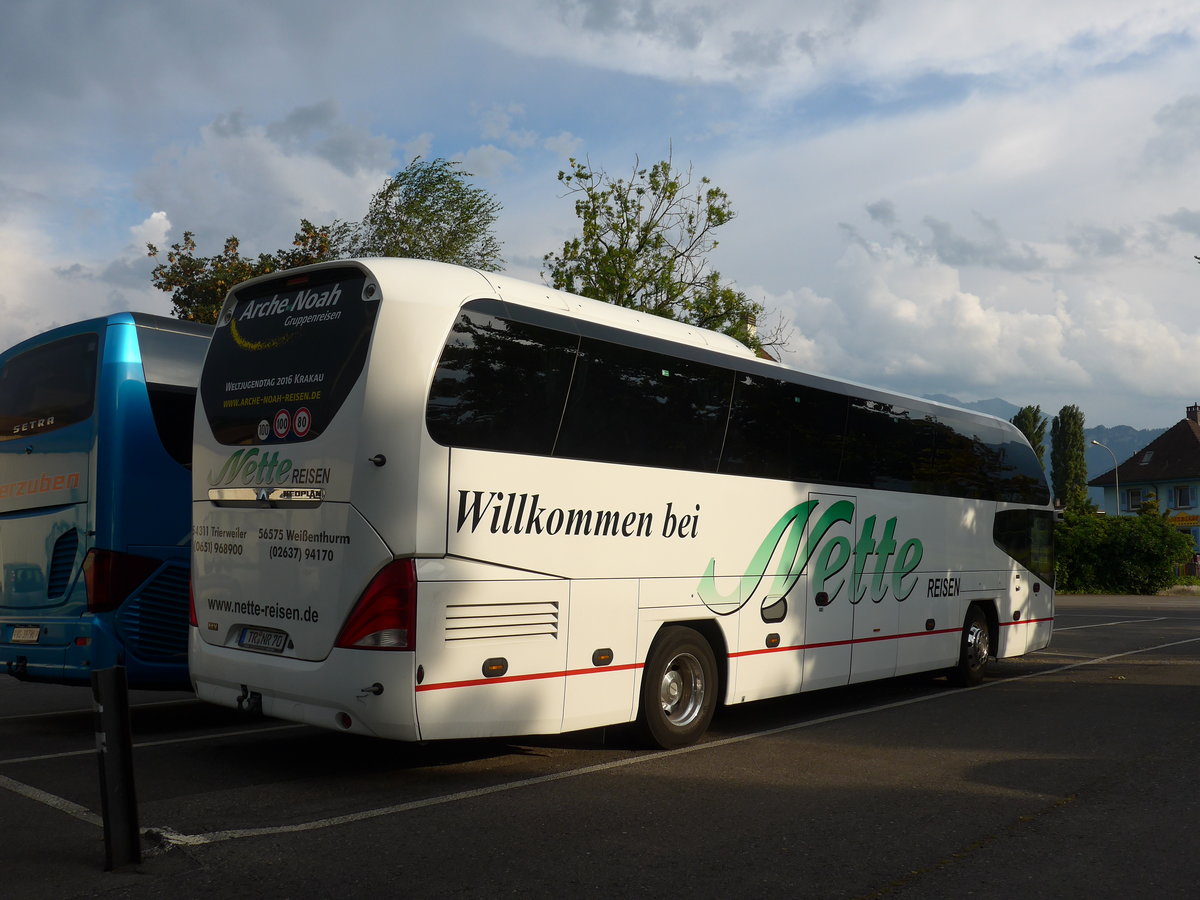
335,559,417,651
81,549,161,614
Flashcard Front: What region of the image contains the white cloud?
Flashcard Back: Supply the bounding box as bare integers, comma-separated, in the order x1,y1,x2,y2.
543,131,584,158
457,145,519,179
475,0,1200,98
768,238,1088,396
3,0,1200,431
135,108,394,255
404,133,435,161
476,103,540,149
130,211,171,251
0,210,174,355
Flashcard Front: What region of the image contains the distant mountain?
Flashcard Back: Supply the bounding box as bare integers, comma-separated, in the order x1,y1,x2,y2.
1083,424,1167,478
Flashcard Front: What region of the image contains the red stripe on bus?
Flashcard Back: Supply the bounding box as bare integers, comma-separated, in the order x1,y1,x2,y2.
415,616,1055,691
999,616,1054,627
416,661,643,692
730,626,963,659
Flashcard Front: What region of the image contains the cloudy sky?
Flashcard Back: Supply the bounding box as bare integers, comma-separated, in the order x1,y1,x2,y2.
3,0,1200,428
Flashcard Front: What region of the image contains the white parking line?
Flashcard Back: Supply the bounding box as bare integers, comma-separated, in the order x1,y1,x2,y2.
1054,617,1167,631
0,697,198,724
0,773,102,827
0,723,307,767
4,635,1200,848
155,634,1200,847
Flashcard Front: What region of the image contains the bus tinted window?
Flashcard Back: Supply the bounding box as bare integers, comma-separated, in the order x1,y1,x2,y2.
994,509,1055,583
971,419,1051,504
200,267,376,445
137,322,209,467
426,306,578,454
922,417,984,499
0,333,98,441
841,399,939,492
422,302,1048,502
148,386,197,468
927,417,1050,504
554,337,732,472
722,375,845,482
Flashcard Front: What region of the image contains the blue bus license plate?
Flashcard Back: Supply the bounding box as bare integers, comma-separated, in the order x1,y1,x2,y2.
238,627,287,653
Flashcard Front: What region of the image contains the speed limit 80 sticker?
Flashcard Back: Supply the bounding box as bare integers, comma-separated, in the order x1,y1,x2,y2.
292,407,312,438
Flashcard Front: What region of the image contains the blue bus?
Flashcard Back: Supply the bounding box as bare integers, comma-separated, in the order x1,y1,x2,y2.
0,312,211,688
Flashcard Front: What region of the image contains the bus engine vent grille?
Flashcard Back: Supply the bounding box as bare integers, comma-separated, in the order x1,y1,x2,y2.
444,601,559,642
115,561,190,661
47,529,80,599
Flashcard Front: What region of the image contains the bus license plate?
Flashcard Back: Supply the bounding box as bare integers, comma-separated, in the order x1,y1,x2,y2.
238,627,287,654
11,626,39,643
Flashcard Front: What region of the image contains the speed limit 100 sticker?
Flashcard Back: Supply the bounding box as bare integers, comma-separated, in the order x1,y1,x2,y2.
292,407,312,438
272,408,291,439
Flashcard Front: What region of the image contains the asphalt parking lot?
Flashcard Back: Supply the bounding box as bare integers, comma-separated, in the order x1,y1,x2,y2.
3,594,1199,899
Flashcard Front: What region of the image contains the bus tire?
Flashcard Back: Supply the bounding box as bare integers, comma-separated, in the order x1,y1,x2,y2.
637,626,718,750
949,604,991,687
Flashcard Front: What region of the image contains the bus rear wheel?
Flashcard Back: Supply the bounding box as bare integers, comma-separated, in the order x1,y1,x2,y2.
949,605,991,687
638,626,718,749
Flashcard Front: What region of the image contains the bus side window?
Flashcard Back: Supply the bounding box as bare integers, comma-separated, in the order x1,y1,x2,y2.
147,385,197,468
840,399,939,493
426,307,577,455
994,509,1056,583
554,337,731,473
136,324,210,469
721,375,845,483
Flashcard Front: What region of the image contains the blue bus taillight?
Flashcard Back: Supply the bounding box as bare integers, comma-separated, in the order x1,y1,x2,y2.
335,559,417,651
81,549,161,614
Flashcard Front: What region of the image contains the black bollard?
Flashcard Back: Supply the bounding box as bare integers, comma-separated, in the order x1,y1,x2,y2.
92,666,141,869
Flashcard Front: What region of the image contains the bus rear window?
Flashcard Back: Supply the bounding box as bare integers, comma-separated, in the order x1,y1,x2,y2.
0,333,98,440
199,267,377,445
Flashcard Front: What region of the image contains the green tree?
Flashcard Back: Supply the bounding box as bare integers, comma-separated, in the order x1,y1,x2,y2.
149,157,502,322
347,157,502,269
542,153,785,353
147,219,347,323
1056,503,1192,594
1010,404,1047,467
1050,404,1089,510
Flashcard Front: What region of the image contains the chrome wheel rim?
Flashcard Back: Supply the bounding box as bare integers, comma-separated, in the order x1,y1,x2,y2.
965,620,989,672
658,652,706,727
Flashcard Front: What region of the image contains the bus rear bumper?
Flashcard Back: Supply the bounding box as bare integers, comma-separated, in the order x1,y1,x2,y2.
189,630,421,741
0,617,113,684
0,617,189,688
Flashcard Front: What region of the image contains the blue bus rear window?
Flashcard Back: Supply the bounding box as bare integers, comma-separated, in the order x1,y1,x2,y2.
0,333,98,440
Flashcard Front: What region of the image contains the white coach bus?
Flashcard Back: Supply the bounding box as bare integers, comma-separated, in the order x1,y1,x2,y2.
188,258,1054,748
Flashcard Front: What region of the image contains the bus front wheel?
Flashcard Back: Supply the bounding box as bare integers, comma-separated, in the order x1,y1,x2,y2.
949,605,991,687
638,626,718,749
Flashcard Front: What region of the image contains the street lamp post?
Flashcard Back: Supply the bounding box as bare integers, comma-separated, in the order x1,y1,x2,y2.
1091,439,1119,514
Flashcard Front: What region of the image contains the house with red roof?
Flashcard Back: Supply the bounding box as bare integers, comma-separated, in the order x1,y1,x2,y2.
1088,404,1200,554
